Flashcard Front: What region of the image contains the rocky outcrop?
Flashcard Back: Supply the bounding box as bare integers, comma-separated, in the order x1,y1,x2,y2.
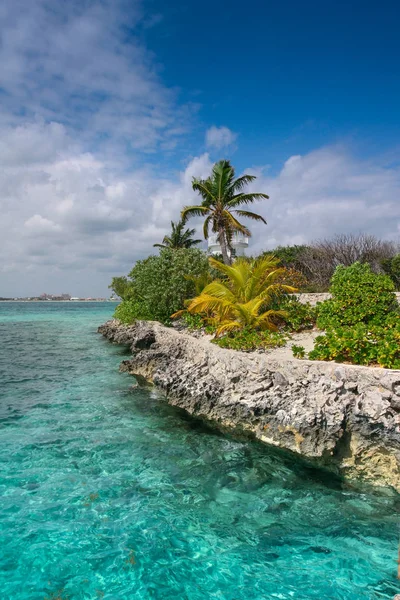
99,319,400,491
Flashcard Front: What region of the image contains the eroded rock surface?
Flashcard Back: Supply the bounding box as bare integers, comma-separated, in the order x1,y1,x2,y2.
99,319,400,491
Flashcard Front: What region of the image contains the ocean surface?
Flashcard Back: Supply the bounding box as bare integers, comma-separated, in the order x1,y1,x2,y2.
0,302,399,600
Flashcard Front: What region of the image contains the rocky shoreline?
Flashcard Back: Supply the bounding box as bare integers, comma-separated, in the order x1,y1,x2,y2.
99,319,400,491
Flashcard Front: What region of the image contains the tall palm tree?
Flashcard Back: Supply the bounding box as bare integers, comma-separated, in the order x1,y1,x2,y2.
153,219,202,249
181,159,269,264
175,255,296,336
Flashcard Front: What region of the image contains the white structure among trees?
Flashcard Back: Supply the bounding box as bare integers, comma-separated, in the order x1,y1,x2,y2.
208,232,249,257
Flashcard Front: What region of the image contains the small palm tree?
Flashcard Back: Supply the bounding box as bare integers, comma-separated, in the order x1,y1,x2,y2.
154,219,201,249
177,255,296,336
181,159,268,265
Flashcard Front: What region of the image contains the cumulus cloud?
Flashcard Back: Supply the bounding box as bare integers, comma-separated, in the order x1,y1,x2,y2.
205,126,237,150
1,121,399,297
0,0,191,156
0,0,399,297
244,147,400,254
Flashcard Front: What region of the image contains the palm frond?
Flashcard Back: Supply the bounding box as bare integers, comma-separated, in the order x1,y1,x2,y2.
181,205,210,222
208,257,247,291
200,281,235,303
233,210,267,224
203,214,213,239
223,211,252,237
228,174,257,194
215,320,242,336
191,179,216,204
227,193,269,208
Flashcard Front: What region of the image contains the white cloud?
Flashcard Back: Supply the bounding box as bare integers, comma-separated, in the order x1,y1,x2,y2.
1,121,399,297
205,126,237,150
24,214,61,233
0,0,191,157
245,147,400,253
0,1,399,297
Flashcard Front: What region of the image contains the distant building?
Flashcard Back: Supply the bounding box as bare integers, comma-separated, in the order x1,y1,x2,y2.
207,232,249,258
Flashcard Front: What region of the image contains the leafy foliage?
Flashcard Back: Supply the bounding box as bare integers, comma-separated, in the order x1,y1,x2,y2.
292,345,306,359
181,159,268,264
316,262,397,330
279,296,317,332
275,267,309,290
308,262,400,368
309,322,400,369
381,254,400,289
180,255,296,336
153,219,201,249
109,276,134,300
114,299,151,324
213,328,287,351
113,248,210,325
263,245,309,268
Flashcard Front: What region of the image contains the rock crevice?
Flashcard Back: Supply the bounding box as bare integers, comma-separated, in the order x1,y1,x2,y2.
99,319,400,490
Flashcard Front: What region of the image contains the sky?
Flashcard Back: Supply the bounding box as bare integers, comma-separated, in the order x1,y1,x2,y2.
1,0,400,297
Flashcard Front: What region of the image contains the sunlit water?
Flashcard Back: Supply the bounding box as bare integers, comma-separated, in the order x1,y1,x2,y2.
0,302,399,600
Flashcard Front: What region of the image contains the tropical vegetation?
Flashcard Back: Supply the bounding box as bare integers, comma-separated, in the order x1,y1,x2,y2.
112,248,209,325
306,263,400,368
181,159,268,265
176,255,296,336
109,156,400,368
266,234,400,291
153,219,201,249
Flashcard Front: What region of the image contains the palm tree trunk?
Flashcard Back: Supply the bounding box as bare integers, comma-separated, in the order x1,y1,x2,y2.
218,228,231,265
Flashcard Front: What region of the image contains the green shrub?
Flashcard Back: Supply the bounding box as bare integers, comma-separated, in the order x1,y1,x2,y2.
109,276,134,300
309,262,400,368
278,296,317,332
113,248,210,325
381,254,400,289
292,344,306,359
181,312,204,330
309,321,400,369
114,299,152,324
317,262,398,330
213,328,287,351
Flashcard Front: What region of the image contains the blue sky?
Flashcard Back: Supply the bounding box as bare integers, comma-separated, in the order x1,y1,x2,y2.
0,0,399,296
143,0,400,170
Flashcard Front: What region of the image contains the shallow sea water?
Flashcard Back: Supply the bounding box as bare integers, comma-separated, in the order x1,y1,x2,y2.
0,302,399,600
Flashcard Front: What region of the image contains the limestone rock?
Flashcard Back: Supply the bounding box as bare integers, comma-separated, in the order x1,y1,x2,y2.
99,319,400,491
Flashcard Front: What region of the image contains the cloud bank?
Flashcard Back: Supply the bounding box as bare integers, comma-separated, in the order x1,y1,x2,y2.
0,1,399,297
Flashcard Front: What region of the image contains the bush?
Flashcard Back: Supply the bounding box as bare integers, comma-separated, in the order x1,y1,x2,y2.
381,254,400,289
316,262,398,330
114,299,152,324
309,322,400,369
113,248,210,325
278,296,317,332
213,328,287,351
309,262,400,368
109,276,134,300
292,344,306,359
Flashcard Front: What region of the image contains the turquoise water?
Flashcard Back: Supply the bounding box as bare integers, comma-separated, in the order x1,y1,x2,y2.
0,303,399,600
